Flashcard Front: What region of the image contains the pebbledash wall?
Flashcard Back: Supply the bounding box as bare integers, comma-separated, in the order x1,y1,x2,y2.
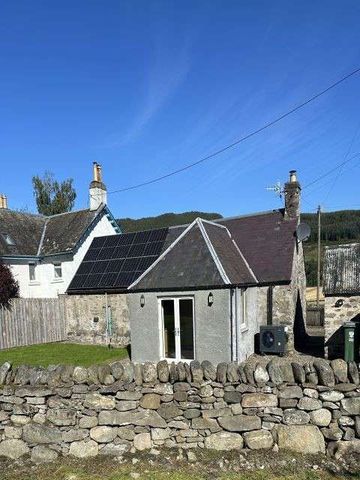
0,358,359,461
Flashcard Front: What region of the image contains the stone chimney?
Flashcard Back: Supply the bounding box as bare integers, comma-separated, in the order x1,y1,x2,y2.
284,170,301,221
0,194,8,209
89,162,107,211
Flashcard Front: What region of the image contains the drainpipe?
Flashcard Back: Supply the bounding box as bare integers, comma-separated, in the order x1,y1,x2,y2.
267,286,273,325
230,288,238,362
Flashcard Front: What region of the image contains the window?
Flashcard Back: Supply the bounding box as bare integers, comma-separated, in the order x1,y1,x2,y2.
29,263,36,282
1,233,15,246
238,288,248,331
54,263,62,279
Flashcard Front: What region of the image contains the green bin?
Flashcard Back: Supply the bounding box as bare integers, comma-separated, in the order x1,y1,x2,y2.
344,321,356,362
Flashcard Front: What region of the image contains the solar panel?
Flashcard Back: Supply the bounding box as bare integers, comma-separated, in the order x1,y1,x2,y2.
117,232,136,246
68,227,169,292
106,259,124,273
104,235,120,247
83,248,101,262
112,245,132,259
91,261,109,274
83,274,103,289
129,243,146,257
122,257,140,272
144,241,163,256
77,262,93,275
91,236,107,248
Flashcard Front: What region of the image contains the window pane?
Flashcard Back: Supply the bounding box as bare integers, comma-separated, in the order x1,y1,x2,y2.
29,264,36,281
54,263,62,278
162,300,175,359
179,299,194,359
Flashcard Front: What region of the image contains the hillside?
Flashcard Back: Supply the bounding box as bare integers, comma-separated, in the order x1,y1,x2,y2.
117,209,360,288
117,211,223,233
302,210,360,286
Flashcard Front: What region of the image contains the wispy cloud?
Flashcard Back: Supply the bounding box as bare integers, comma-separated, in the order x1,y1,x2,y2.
109,39,191,146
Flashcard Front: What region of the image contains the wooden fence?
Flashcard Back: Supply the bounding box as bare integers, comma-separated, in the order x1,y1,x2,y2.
0,298,67,349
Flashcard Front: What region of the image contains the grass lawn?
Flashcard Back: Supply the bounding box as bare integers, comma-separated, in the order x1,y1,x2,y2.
0,343,128,367
0,453,356,480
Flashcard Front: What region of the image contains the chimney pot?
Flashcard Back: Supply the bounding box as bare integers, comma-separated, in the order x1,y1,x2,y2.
89,163,107,211
0,194,8,209
289,170,297,183
284,171,301,221
93,162,99,182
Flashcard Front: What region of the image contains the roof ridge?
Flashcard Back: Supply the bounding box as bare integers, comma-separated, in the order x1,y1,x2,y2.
197,219,230,284
216,209,284,222
167,209,284,231
201,220,258,284
46,207,92,219
0,209,45,219
128,218,199,289
37,217,50,256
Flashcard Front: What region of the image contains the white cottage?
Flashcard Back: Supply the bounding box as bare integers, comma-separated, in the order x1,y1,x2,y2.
0,163,120,298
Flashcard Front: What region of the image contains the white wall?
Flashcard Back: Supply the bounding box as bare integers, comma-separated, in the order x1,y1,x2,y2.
9,214,117,298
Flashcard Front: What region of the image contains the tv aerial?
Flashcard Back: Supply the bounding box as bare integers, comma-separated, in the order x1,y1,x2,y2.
266,181,284,199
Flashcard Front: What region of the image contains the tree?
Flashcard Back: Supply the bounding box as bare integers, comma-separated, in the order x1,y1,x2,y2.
0,262,19,307
32,172,76,216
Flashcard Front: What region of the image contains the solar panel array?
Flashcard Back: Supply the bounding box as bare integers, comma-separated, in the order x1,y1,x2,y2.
68,228,168,291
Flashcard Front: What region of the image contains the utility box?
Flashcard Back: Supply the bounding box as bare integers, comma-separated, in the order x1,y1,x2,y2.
344,321,356,362
259,325,286,355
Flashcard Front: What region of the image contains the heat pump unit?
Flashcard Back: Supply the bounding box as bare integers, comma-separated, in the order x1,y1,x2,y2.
259,325,286,355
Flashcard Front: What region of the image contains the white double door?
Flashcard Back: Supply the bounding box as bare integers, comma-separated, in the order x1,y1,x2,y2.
160,297,194,361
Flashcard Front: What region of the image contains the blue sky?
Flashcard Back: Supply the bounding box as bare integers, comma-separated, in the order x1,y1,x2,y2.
1,1,360,219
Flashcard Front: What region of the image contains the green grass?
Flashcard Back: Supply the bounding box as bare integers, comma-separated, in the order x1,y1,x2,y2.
0,451,357,480
0,462,353,480
0,343,128,367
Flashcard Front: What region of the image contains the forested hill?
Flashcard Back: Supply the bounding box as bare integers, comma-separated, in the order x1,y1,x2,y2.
302,210,360,286
117,211,223,233
116,209,360,287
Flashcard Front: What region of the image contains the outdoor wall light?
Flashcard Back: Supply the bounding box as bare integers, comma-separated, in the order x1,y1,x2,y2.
335,299,344,308
140,294,145,308
208,292,214,307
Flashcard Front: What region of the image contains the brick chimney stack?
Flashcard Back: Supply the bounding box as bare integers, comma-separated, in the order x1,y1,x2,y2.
89,162,107,211
284,170,301,221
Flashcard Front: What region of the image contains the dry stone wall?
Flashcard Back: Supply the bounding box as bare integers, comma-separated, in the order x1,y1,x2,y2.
0,358,359,462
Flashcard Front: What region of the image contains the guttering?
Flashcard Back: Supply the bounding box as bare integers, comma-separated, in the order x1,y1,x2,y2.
67,279,292,296
0,255,39,262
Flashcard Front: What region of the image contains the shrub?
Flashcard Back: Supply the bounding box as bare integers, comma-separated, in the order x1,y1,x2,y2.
0,262,19,306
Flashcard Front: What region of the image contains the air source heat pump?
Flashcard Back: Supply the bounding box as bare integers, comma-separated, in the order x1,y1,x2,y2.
259,325,286,355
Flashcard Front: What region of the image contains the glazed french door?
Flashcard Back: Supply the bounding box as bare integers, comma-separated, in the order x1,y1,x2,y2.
160,297,194,361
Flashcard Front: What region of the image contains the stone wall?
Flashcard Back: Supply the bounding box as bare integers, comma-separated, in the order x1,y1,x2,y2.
325,295,360,359
0,358,359,462
64,294,130,347
272,242,307,351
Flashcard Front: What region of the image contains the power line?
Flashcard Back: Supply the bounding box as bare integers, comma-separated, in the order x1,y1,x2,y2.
322,122,360,203
303,152,360,190
107,66,360,195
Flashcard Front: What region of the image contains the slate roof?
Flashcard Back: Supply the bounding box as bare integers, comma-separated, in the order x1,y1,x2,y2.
218,210,297,283
323,243,360,295
0,210,45,257
0,206,111,258
41,209,106,255
130,219,257,291
68,208,298,294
